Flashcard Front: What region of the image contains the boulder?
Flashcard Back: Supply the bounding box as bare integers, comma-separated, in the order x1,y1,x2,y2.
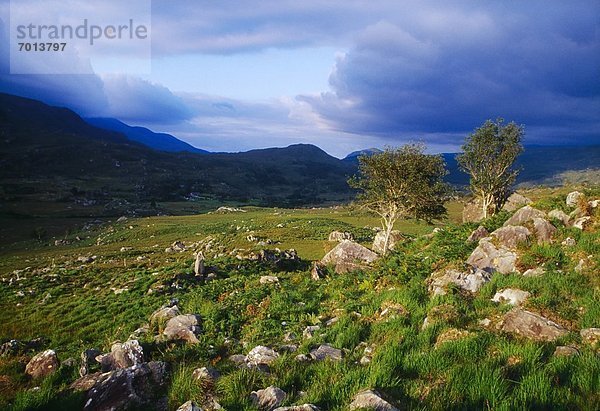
532,218,556,244
80,348,101,377
309,344,342,361
580,328,600,347
247,346,279,366
491,288,530,306
98,340,144,372
192,366,220,383
572,216,592,230
177,401,203,411
25,349,59,379
273,405,320,411
303,325,321,339
462,199,485,223
71,361,168,411
349,390,399,411
466,238,519,274
163,315,202,344
500,309,568,341
328,231,354,242
566,191,584,207
503,206,546,227
194,252,205,276
548,209,570,226
467,226,489,242
310,262,326,280
372,230,404,254
260,275,279,284
553,346,579,357
491,226,531,249
250,386,286,411
502,193,532,212
320,240,379,274
150,305,181,328
428,268,491,296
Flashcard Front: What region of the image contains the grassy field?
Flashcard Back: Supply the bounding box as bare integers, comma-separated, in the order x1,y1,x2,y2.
0,188,598,410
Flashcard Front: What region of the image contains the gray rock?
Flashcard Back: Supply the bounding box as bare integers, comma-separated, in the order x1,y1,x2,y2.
250,386,286,411
247,346,279,366
192,366,220,383
561,237,576,246
321,240,379,274
553,346,579,357
303,325,321,339
328,231,354,242
177,400,203,411
228,354,247,366
273,405,320,411
580,328,600,347
150,305,181,328
566,191,584,207
503,206,546,227
466,238,519,274
491,288,530,306
163,314,202,344
25,349,59,379
533,218,556,244
372,230,404,254
548,209,570,225
98,340,144,372
311,262,326,281
502,193,532,212
429,268,491,296
309,344,342,361
349,390,399,411
467,226,489,242
194,252,205,276
80,348,101,377
491,225,531,249
523,267,545,277
260,275,279,284
572,216,592,230
500,308,568,341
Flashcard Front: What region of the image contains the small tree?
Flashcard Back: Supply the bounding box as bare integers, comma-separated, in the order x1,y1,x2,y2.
349,144,449,255
456,119,524,218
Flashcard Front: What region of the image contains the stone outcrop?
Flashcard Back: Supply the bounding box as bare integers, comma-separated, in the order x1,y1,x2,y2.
502,193,532,212
532,218,556,244
97,340,144,372
467,226,489,242
429,268,491,296
321,240,379,274
491,289,530,306
566,191,584,207
349,390,399,411
466,238,519,274
273,405,320,411
328,231,354,242
503,206,546,227
246,346,279,367
500,309,568,341
548,209,570,226
491,226,531,249
250,386,286,410
309,344,342,361
163,314,202,344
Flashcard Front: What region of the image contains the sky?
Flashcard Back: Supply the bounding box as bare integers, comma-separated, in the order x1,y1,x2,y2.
0,0,599,157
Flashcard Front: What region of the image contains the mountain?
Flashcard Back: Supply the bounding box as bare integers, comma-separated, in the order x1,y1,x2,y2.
343,148,382,161
85,117,208,154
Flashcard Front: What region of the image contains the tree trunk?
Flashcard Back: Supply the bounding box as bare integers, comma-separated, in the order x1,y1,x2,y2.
382,218,394,256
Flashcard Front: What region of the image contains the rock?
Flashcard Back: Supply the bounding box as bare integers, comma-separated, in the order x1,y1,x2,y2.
25,349,59,379
372,230,404,254
566,191,584,207
466,238,519,274
349,390,399,411
163,315,202,344
80,348,101,377
228,354,247,366
309,344,342,361
176,401,203,411
192,366,220,383
503,206,546,227
250,386,287,411
303,325,321,339
171,241,186,252
283,332,297,342
311,262,326,280
589,199,600,208
492,288,530,306
295,354,310,362
561,237,576,246
278,344,298,353
429,268,491,296
260,275,279,284
328,231,354,242
0,340,24,357
523,267,545,277
502,193,532,212
247,346,279,366
72,361,168,411
379,302,409,319
500,309,568,341
435,328,471,348
553,346,579,357
580,328,600,347
320,240,379,274
77,256,95,264
491,225,531,249
572,216,592,230
532,218,556,244
463,199,485,223
467,226,489,242
194,252,205,276
215,206,246,213
98,340,144,372
273,405,320,411
150,305,181,328
548,209,570,226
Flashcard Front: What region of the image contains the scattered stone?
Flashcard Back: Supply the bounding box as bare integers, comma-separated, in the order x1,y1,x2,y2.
523,267,545,277
80,348,101,377
435,328,471,348
77,256,95,264
260,275,279,284
467,226,489,242
379,302,409,319
502,193,532,212
25,349,59,379
0,340,24,357
466,238,519,274
500,309,568,341
176,400,203,411
532,218,556,244
97,340,144,372
328,231,354,242
566,191,584,207
172,241,187,252
491,225,531,249
580,328,600,347
503,206,546,227
120,247,133,252
283,332,297,342
215,206,246,213
349,390,399,411
194,252,205,276
548,209,570,226
192,366,220,383
462,199,485,223
247,346,279,367
273,405,320,411
492,288,530,306
303,325,321,339
589,199,600,208
295,354,310,362
372,230,404,254
250,386,286,411
561,237,576,246
572,216,592,230
311,262,326,280
429,268,491,296
326,317,339,327
163,315,202,344
278,344,298,353
228,354,247,366
320,240,379,274
309,344,342,361
553,346,579,357
150,305,181,328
